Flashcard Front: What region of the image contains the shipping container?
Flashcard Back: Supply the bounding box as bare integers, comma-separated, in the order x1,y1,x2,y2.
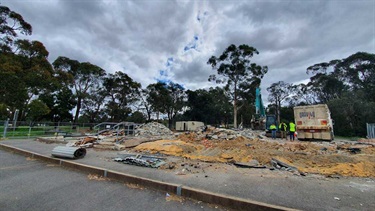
175,121,204,131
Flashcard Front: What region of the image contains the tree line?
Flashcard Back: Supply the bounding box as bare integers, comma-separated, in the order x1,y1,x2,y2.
1,5,374,137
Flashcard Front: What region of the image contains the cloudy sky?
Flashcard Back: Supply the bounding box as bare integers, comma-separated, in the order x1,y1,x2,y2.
2,0,375,102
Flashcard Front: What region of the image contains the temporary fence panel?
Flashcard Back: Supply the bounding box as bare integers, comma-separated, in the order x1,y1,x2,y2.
367,123,375,139
1,121,97,139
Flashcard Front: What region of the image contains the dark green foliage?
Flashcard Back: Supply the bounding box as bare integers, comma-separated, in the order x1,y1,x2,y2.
146,81,185,128
103,71,141,122
53,56,106,122
26,99,50,121
127,111,147,123
328,93,375,137
184,87,232,126
293,52,375,137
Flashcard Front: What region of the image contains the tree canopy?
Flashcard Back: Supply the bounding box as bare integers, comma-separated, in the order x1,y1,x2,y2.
0,5,32,52
207,44,268,128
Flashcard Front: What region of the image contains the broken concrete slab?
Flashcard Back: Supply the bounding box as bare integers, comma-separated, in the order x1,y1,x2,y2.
114,154,167,168
271,158,298,171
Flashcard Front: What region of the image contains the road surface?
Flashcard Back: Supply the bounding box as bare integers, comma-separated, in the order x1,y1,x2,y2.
0,150,223,211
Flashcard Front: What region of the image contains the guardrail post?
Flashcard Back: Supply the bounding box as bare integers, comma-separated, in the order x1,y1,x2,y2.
28,126,32,139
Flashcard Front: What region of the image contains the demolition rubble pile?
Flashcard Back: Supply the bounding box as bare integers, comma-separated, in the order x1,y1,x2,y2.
39,122,375,178
134,122,175,138
184,126,256,141
63,122,176,150
130,128,375,178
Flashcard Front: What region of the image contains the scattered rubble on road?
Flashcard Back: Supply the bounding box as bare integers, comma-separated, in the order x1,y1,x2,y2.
113,154,166,168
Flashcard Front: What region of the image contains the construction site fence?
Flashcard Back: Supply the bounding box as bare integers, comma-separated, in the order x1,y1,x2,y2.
1,120,98,139
367,123,375,139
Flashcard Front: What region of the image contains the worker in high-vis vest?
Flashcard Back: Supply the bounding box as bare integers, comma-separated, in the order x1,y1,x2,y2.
270,123,277,139
289,122,296,141
279,121,287,140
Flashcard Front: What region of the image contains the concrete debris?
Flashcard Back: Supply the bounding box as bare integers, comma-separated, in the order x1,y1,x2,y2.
195,125,209,133
271,158,298,172
114,154,166,168
234,160,266,168
135,122,174,137
203,128,255,141
66,136,99,148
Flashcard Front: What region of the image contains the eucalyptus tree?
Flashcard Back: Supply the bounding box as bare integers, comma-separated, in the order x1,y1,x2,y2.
103,71,141,122
0,39,55,120
146,81,185,128
0,5,32,52
293,51,375,137
267,81,292,124
207,44,268,128
307,52,375,102
53,57,106,123
185,87,232,126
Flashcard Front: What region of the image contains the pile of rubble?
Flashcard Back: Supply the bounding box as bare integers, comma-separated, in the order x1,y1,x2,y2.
135,122,174,137
205,128,242,140
193,126,256,140
113,154,166,168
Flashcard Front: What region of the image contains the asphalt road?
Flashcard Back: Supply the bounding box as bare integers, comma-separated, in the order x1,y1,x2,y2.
2,139,375,211
0,150,223,211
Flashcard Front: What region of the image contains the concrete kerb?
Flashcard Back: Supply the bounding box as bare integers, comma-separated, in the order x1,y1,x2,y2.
0,143,297,211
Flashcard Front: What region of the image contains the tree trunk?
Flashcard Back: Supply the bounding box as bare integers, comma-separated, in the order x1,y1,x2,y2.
233,82,238,128
277,100,280,124
233,101,237,128
168,118,173,129
74,97,81,123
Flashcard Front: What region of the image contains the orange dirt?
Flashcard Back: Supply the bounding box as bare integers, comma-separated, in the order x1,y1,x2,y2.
132,133,375,177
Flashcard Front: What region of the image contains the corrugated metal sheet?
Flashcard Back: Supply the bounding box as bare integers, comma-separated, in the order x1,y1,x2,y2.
52,146,86,159
367,123,375,139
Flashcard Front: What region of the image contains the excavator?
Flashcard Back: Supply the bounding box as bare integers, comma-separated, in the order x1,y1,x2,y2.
250,87,279,137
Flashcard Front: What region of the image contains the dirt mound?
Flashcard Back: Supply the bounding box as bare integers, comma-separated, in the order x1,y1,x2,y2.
134,140,200,156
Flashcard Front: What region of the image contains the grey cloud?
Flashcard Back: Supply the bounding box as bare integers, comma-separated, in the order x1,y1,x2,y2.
2,0,374,101
174,58,211,84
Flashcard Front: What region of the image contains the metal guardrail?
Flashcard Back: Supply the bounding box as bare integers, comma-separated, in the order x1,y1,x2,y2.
367,123,375,139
